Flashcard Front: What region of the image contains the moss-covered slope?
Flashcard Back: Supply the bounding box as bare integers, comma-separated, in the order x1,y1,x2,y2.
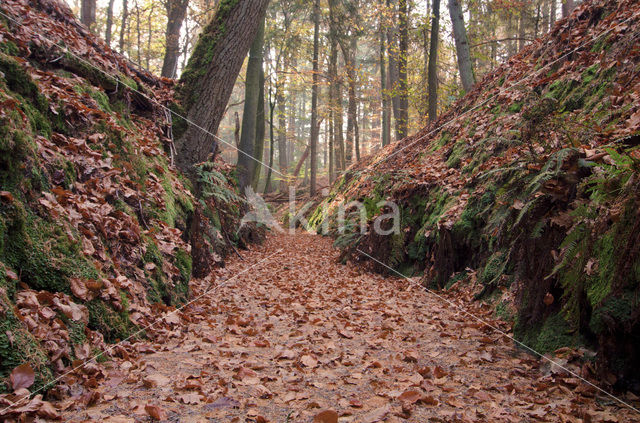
0,0,248,399
313,0,640,388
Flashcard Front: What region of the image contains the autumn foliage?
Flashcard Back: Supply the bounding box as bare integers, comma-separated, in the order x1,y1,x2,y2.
315,0,640,387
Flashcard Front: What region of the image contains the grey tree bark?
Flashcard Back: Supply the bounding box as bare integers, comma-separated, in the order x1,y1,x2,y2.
161,0,188,78
379,9,391,147
428,0,440,122
309,0,320,196
80,0,96,30
105,0,115,45
118,0,128,52
562,0,574,18
448,0,475,93
252,67,266,190
237,18,265,190
175,0,270,175
396,0,409,139
386,0,400,141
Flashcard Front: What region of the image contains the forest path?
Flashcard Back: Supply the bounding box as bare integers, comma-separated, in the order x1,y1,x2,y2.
62,232,635,422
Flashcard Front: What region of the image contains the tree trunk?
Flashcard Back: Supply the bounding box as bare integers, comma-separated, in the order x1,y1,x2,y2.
105,0,115,45
119,0,128,52
80,0,96,30
542,0,550,34
309,0,320,196
562,0,574,18
135,1,142,64
448,0,475,93
550,0,557,26
428,0,440,122
379,0,391,147
340,37,357,165
161,0,188,78
237,18,265,191
264,88,276,194
396,0,409,139
234,111,240,146
175,0,270,175
386,0,400,141
518,5,527,52
252,67,266,190
276,87,288,191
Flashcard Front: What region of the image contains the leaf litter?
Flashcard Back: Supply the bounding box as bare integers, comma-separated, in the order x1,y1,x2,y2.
60,232,637,422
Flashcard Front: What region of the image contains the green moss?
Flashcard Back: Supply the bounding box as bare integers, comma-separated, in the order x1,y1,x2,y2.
445,140,467,168
177,0,240,108
480,250,507,285
0,40,19,56
516,313,584,354
87,294,135,343
0,287,54,393
507,101,523,114
0,200,100,294
589,292,635,334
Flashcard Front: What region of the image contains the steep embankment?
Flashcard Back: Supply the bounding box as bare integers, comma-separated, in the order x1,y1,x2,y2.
0,0,245,414
313,0,640,389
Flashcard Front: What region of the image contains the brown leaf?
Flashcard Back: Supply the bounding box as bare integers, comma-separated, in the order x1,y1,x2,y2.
10,363,35,391
145,404,167,421
0,191,14,203
313,410,339,423
543,292,554,306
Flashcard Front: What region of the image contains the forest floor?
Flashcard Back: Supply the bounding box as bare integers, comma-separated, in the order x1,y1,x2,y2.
59,232,638,423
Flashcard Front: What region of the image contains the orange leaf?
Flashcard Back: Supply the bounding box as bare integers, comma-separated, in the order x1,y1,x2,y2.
145,404,167,421
313,410,339,423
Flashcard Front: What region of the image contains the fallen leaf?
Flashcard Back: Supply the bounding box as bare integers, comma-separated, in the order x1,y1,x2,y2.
10,363,35,391
313,410,339,423
145,404,167,421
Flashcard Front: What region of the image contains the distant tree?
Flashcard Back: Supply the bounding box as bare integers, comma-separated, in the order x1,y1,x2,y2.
105,0,115,45
237,18,266,190
428,0,440,122
448,0,475,92
80,0,96,30
161,0,189,78
309,0,320,196
396,0,409,139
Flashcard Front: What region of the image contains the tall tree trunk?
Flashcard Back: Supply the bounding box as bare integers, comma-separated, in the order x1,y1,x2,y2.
379,1,391,147
518,5,527,52
264,92,276,194
175,0,270,175
105,0,115,45
161,0,188,78
354,102,360,161
237,18,265,190
80,0,96,30
506,12,517,57
119,0,128,52
428,0,440,122
386,0,400,141
276,88,287,191
561,0,574,18
550,0,557,25
448,0,475,92
135,1,142,64
309,0,320,196
252,67,266,190
146,3,154,69
396,0,409,139
340,38,357,165
234,111,240,146
542,0,550,34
